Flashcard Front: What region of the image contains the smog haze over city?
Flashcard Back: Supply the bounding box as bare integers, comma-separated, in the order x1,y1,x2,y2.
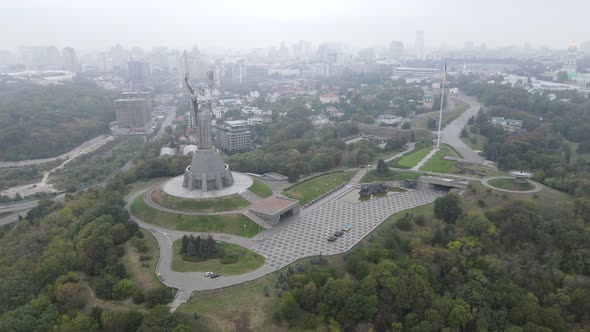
3,0,590,331
1,0,589,50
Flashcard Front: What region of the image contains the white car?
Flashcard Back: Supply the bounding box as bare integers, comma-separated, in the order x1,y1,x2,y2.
204,272,213,277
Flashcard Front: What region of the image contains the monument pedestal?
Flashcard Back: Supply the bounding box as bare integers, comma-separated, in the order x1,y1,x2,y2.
182,148,234,191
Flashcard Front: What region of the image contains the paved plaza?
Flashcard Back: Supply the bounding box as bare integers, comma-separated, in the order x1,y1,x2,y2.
254,186,446,269
161,172,253,199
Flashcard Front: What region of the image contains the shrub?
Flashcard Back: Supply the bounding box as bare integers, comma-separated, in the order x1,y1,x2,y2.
139,255,152,262
132,291,145,304
145,288,174,308
112,279,136,300
396,217,413,231
132,238,148,253
414,215,426,226
477,199,487,208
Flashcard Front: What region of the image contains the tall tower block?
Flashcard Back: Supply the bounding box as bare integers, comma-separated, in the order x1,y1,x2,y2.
566,41,577,80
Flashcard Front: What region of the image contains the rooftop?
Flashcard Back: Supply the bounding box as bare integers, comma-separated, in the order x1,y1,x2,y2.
248,196,299,215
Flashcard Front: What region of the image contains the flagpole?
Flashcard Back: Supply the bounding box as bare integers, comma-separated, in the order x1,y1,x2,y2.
436,63,446,149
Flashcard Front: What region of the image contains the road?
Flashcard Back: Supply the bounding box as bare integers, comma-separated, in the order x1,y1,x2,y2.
154,111,175,141
438,95,486,164
0,135,114,169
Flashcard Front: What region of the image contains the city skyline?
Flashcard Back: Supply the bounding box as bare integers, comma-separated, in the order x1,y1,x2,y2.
1,0,589,52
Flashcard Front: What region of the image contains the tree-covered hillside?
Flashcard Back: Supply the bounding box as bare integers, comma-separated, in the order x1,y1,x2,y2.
0,82,116,161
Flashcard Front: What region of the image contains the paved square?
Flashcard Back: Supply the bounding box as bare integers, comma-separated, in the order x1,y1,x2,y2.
253,187,446,270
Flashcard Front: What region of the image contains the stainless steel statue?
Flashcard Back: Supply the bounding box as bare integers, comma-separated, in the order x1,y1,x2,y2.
185,71,214,150
182,71,234,191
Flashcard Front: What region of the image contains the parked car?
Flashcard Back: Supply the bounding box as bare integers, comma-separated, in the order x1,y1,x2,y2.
327,235,337,242
342,224,352,232
334,230,344,237
204,272,213,278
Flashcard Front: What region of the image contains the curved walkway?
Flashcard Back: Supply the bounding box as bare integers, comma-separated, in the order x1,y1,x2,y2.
481,176,543,193
142,182,272,229
127,188,273,292
144,184,245,216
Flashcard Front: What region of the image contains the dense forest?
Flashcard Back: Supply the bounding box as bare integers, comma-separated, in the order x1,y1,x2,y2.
0,175,190,331
460,78,590,197
0,82,116,161
270,194,590,331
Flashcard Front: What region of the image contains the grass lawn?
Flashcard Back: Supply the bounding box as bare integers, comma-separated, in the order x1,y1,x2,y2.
248,179,273,198
462,181,570,214
388,141,433,169
124,177,167,199
121,229,161,290
283,171,355,205
360,170,421,183
487,178,534,191
151,187,250,212
175,255,346,331
171,240,264,274
130,196,261,237
420,144,460,173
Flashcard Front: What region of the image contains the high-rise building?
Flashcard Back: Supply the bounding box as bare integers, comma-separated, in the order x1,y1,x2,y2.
245,64,268,83
128,60,151,89
213,120,251,154
389,41,404,59
115,92,152,131
566,41,577,80
415,30,425,60
62,47,78,72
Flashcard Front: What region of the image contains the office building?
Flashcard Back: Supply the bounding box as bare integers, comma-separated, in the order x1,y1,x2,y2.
128,60,151,89
415,30,425,59
213,120,252,153
62,47,78,72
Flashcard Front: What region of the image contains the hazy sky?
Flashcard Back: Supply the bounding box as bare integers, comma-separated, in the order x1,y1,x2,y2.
1,0,589,51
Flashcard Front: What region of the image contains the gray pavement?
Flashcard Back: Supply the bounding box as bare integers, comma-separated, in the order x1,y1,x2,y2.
253,187,446,270
125,179,446,310
438,95,486,164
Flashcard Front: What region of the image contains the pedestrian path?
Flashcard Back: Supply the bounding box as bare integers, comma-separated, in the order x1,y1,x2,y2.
412,147,438,171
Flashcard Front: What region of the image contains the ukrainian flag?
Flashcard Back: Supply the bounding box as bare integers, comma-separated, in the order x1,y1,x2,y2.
443,62,447,82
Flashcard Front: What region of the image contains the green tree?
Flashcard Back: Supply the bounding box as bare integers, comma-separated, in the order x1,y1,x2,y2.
434,193,463,224
116,310,144,332
318,278,354,317
145,288,174,308
447,299,470,329
138,305,179,332
279,291,300,322
112,279,136,300
376,159,389,174
301,281,319,311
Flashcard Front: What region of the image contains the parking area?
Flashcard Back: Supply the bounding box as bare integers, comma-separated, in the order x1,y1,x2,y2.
253,187,446,269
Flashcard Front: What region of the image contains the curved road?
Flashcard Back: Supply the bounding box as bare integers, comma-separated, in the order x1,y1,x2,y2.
126,176,446,310
126,187,275,308
481,176,543,193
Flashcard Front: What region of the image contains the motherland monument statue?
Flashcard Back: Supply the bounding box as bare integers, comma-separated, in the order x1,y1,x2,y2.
182,71,234,191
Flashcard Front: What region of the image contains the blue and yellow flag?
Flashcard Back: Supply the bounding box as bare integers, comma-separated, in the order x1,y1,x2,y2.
443,62,447,82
